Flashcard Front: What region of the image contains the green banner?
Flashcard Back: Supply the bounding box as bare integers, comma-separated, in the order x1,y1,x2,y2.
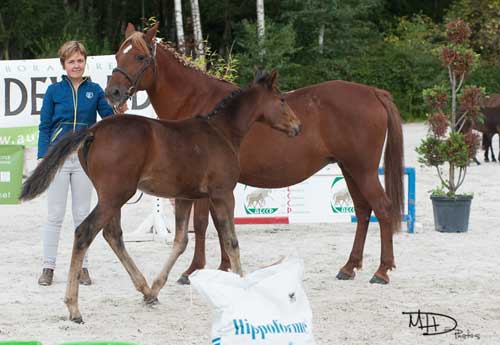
0,145,24,204
0,126,38,147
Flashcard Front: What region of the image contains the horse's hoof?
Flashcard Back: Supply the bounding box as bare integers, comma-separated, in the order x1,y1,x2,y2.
369,275,389,285
336,271,355,280
144,296,159,305
71,316,84,324
177,274,190,285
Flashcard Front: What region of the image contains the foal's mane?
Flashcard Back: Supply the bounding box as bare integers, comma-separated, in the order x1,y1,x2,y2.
202,89,244,119
121,32,235,86
201,73,271,119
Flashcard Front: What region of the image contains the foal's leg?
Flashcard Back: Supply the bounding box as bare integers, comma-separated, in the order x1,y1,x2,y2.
150,199,193,298
102,211,156,303
177,198,232,285
209,192,242,276
177,198,209,285
336,166,372,281
65,205,114,323
210,204,232,272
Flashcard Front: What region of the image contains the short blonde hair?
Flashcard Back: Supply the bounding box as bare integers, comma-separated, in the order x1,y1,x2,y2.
58,41,87,67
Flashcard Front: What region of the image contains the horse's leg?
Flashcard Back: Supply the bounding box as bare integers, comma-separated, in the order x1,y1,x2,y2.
482,133,489,162
494,131,498,162
177,198,232,285
211,204,232,272
150,199,193,297
65,204,114,323
348,170,396,284
209,192,242,276
102,210,156,303
336,166,372,281
177,198,208,285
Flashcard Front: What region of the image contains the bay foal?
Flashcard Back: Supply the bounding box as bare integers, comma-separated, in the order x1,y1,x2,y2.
20,71,301,323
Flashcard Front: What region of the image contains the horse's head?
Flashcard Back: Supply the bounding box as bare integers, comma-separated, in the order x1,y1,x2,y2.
106,23,159,109
253,69,301,137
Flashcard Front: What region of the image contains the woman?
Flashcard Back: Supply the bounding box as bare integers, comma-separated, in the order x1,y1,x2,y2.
37,41,123,286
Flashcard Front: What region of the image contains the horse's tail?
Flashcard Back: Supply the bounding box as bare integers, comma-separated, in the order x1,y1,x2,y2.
19,129,93,201
375,90,404,233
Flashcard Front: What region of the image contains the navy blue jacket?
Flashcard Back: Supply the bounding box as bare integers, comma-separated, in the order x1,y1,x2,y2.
37,75,113,159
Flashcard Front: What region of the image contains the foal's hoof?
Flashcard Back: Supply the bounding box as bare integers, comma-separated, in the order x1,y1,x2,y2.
177,274,190,285
336,271,355,280
369,275,389,285
71,316,84,324
144,296,159,305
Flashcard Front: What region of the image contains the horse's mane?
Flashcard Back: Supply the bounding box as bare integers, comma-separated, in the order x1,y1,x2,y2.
122,32,235,86
156,40,236,86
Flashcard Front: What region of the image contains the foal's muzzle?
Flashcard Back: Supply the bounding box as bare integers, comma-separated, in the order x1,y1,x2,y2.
289,123,302,137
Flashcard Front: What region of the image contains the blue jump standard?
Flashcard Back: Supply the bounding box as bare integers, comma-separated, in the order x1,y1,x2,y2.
351,167,416,234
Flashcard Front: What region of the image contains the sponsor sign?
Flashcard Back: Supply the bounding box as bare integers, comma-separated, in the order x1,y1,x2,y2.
0,145,24,204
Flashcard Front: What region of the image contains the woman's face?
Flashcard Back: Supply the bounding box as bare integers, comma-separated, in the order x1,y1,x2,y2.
64,51,86,80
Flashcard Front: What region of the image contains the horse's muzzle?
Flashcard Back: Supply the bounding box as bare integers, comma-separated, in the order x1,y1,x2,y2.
105,85,129,106
289,123,302,137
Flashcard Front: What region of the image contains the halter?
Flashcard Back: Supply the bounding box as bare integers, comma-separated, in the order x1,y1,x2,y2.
111,37,158,98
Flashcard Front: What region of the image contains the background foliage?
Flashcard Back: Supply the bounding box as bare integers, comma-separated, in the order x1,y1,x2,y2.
1,0,498,120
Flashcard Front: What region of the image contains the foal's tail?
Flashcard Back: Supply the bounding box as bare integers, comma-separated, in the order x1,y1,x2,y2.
375,90,404,233
19,130,93,201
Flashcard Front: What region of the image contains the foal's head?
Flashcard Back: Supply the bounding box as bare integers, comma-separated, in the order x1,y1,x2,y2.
251,70,301,137
106,23,159,108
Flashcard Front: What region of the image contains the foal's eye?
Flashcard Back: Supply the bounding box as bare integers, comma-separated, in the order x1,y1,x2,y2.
280,98,285,105
136,54,145,62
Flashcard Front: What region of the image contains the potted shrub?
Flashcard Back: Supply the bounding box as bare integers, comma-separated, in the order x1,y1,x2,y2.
416,19,483,233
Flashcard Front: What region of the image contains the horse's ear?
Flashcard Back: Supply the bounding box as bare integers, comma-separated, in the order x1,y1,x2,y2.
144,22,160,43
253,66,264,83
125,23,136,38
268,69,279,89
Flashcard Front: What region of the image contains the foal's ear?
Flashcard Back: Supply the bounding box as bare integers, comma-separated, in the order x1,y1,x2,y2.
267,69,279,89
253,66,264,83
144,22,160,43
125,23,136,38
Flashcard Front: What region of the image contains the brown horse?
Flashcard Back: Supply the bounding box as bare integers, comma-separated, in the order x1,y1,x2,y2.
480,94,500,162
106,23,404,285
20,71,301,323
461,93,500,163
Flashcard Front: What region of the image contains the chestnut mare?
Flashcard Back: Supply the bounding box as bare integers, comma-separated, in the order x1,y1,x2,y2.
106,23,404,285
20,71,301,322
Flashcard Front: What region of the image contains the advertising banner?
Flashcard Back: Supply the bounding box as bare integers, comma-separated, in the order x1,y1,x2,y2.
0,55,154,148
0,145,24,204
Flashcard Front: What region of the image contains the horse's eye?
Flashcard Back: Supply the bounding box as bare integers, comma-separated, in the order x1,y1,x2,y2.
136,54,145,62
280,98,285,105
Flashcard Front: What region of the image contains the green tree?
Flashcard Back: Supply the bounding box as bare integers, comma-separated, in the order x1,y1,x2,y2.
446,0,500,63
235,19,300,90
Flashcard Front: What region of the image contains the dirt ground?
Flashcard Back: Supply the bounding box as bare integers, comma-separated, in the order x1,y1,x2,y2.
0,123,499,345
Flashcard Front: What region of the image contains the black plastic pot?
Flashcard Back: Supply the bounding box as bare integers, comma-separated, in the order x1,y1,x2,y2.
430,195,473,232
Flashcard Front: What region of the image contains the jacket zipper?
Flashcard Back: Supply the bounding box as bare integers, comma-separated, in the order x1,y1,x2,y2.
66,77,86,132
